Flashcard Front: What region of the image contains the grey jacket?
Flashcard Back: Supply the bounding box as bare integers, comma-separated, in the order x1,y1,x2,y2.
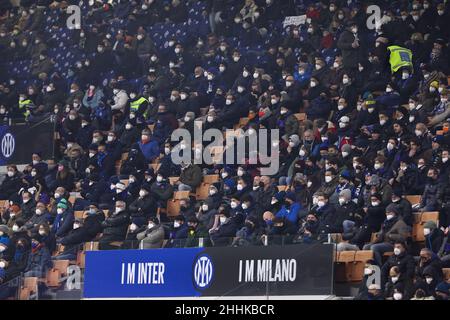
137,225,165,249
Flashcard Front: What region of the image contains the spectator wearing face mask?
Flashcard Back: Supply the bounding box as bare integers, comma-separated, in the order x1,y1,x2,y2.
337,21,363,74
99,201,129,250
136,216,164,249
232,215,261,247
129,184,156,225
418,167,443,212
415,265,442,298
380,241,415,288
24,202,51,232
0,166,24,201
363,208,411,266
422,220,445,255
53,218,87,261
177,162,202,192
166,215,189,248
209,205,242,247
31,52,53,78
4,236,29,281
52,199,74,239
415,248,444,284
275,192,301,226
19,191,35,221
388,189,413,227
385,266,410,300
23,233,53,279
150,173,174,207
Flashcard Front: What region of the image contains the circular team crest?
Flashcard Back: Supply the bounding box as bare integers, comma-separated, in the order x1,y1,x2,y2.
1,133,15,159
192,254,214,290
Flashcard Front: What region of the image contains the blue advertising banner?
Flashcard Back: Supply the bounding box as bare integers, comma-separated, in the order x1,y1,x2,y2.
84,248,203,298
84,244,334,298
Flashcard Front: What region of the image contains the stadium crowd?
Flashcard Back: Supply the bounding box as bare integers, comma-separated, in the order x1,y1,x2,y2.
0,0,449,300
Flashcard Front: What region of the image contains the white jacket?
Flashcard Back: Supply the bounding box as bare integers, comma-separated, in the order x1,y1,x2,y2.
111,90,129,111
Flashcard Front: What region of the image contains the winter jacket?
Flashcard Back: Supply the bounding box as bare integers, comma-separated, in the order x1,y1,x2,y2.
101,210,129,240
110,90,129,112
179,165,202,189
376,217,411,244
137,225,165,249
25,246,53,278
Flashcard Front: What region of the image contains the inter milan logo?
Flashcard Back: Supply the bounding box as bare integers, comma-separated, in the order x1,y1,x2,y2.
1,133,15,159
193,254,214,290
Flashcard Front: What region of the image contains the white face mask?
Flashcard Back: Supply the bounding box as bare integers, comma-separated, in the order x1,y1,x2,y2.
147,223,155,229
242,71,249,78
173,221,180,228
221,172,228,179
325,176,332,183
364,268,372,276
317,201,326,208
225,99,232,105
393,248,402,256
402,73,409,80
386,87,393,93
73,223,80,230
342,78,349,85
425,277,433,284
286,81,293,88
57,208,64,215
115,207,123,214
310,81,316,88
241,203,248,210
379,119,386,126
338,104,345,111
374,163,382,170
423,228,431,236
236,184,243,191
387,143,394,151
12,225,19,232
299,149,306,157
201,204,209,212
386,214,394,220
339,122,347,129
35,208,42,215
237,86,245,93
371,201,380,207
391,276,399,284
139,190,147,197
7,171,14,177
230,202,238,209
207,116,214,123
393,293,402,300
219,66,226,73
307,181,312,188
338,198,346,206
209,189,216,196
164,147,171,155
